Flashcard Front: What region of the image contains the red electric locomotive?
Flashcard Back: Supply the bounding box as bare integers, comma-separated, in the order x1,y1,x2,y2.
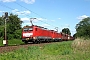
22,25,74,43
22,25,62,43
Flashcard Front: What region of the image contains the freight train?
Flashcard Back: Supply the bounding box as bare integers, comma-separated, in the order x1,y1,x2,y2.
22,25,74,44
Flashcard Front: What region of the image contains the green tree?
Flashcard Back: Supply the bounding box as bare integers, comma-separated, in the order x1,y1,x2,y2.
0,17,4,25
0,26,4,39
7,13,23,39
75,17,90,38
14,29,22,39
62,28,71,35
0,17,4,39
73,33,77,39
8,14,22,31
0,13,23,40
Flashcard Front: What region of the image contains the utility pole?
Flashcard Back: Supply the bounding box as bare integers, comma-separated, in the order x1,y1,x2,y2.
2,12,8,46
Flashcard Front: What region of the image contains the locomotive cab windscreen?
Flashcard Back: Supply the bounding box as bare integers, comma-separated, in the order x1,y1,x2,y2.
23,28,33,32
22,26,33,38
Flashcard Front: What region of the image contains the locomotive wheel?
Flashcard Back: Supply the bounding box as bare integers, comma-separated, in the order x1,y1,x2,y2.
33,39,40,44
47,39,50,43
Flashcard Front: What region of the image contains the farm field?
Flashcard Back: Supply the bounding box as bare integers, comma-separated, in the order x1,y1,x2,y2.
0,39,90,60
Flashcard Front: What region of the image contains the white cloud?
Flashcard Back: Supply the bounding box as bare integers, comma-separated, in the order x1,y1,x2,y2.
21,17,49,27
59,24,70,31
22,22,31,27
21,0,35,4
0,0,16,2
21,17,29,21
37,18,44,20
0,11,4,13
21,17,31,26
0,0,35,4
65,24,70,28
30,17,47,22
12,9,31,15
58,18,61,20
77,15,89,20
41,24,50,27
37,18,47,21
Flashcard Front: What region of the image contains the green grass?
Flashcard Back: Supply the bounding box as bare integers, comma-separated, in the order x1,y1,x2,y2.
8,39,24,45
42,41,72,55
0,39,24,46
0,38,4,46
0,39,90,60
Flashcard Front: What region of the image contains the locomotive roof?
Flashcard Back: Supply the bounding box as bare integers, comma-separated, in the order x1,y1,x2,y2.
34,25,48,30
23,25,48,30
23,25,61,33
23,25,33,28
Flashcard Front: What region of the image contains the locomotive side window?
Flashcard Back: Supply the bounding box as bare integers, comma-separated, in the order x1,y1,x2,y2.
23,28,28,31
28,28,33,31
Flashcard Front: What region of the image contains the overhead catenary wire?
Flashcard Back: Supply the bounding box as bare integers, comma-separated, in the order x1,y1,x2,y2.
14,2,57,27
14,2,45,19
0,2,60,31
0,2,74,34
0,3,14,10
0,2,31,18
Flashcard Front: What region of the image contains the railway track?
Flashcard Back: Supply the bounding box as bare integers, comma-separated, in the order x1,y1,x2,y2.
0,42,54,53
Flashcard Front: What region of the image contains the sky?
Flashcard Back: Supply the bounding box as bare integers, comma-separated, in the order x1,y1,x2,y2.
0,0,90,36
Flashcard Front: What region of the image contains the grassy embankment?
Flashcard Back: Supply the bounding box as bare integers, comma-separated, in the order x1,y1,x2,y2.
0,38,90,60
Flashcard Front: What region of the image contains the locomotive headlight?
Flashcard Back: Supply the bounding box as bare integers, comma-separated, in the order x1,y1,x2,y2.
33,37,36,39
53,38,54,39
26,38,29,40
